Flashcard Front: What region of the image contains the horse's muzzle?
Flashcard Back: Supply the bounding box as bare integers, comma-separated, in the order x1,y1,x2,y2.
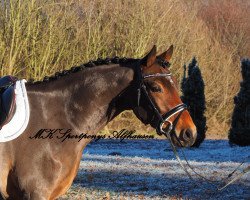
173,128,197,147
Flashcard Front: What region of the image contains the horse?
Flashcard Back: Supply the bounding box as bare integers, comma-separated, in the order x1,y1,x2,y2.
0,45,197,200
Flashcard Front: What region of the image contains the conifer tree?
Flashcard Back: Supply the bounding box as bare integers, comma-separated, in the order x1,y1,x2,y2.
181,58,207,147
229,59,250,146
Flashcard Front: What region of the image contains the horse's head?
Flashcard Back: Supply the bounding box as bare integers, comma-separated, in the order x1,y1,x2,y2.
133,45,197,147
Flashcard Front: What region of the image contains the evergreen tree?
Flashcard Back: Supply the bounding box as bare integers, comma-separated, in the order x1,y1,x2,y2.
181,58,207,147
229,59,250,146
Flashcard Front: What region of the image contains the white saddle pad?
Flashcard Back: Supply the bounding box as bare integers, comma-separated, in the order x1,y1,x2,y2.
0,80,30,142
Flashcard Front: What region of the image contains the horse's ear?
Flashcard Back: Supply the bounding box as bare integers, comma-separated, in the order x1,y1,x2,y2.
141,45,157,68
158,45,174,62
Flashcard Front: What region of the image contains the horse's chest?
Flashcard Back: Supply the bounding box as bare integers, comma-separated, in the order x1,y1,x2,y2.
50,150,82,199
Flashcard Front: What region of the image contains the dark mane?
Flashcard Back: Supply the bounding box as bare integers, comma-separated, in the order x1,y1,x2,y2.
27,57,138,85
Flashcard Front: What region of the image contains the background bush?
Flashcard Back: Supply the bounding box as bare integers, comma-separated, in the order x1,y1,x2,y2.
229,59,250,146
181,58,207,147
0,0,249,137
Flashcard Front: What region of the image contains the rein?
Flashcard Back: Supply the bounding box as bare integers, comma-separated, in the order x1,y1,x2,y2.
136,67,250,191
164,127,250,191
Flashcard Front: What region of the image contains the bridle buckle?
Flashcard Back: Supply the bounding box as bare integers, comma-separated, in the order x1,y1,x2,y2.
159,120,173,136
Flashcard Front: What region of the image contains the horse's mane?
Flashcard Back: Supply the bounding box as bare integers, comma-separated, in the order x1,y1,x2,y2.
27,57,138,85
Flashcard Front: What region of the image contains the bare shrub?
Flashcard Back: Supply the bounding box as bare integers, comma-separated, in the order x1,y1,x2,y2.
0,0,249,137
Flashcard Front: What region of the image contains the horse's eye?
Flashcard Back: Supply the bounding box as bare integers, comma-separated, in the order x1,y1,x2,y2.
145,82,162,93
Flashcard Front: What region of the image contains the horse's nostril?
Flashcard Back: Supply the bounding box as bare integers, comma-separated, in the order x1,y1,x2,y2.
183,129,192,141
177,129,196,147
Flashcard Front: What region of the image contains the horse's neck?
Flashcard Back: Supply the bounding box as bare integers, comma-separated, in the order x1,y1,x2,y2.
26,64,135,134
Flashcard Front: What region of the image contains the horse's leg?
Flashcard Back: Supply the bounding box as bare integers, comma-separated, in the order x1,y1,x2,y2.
14,151,63,200
0,160,50,200
0,147,11,200
3,168,51,200
0,169,9,199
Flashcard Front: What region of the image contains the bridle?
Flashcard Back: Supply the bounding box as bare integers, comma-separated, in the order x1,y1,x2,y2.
137,69,187,141
135,61,250,191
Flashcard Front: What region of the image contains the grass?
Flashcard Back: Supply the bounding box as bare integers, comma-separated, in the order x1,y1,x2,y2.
0,0,249,137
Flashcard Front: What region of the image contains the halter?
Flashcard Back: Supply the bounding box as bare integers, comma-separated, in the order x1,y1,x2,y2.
137,70,187,138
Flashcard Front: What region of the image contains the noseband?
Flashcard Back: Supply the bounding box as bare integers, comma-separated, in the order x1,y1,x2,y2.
137,71,187,139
